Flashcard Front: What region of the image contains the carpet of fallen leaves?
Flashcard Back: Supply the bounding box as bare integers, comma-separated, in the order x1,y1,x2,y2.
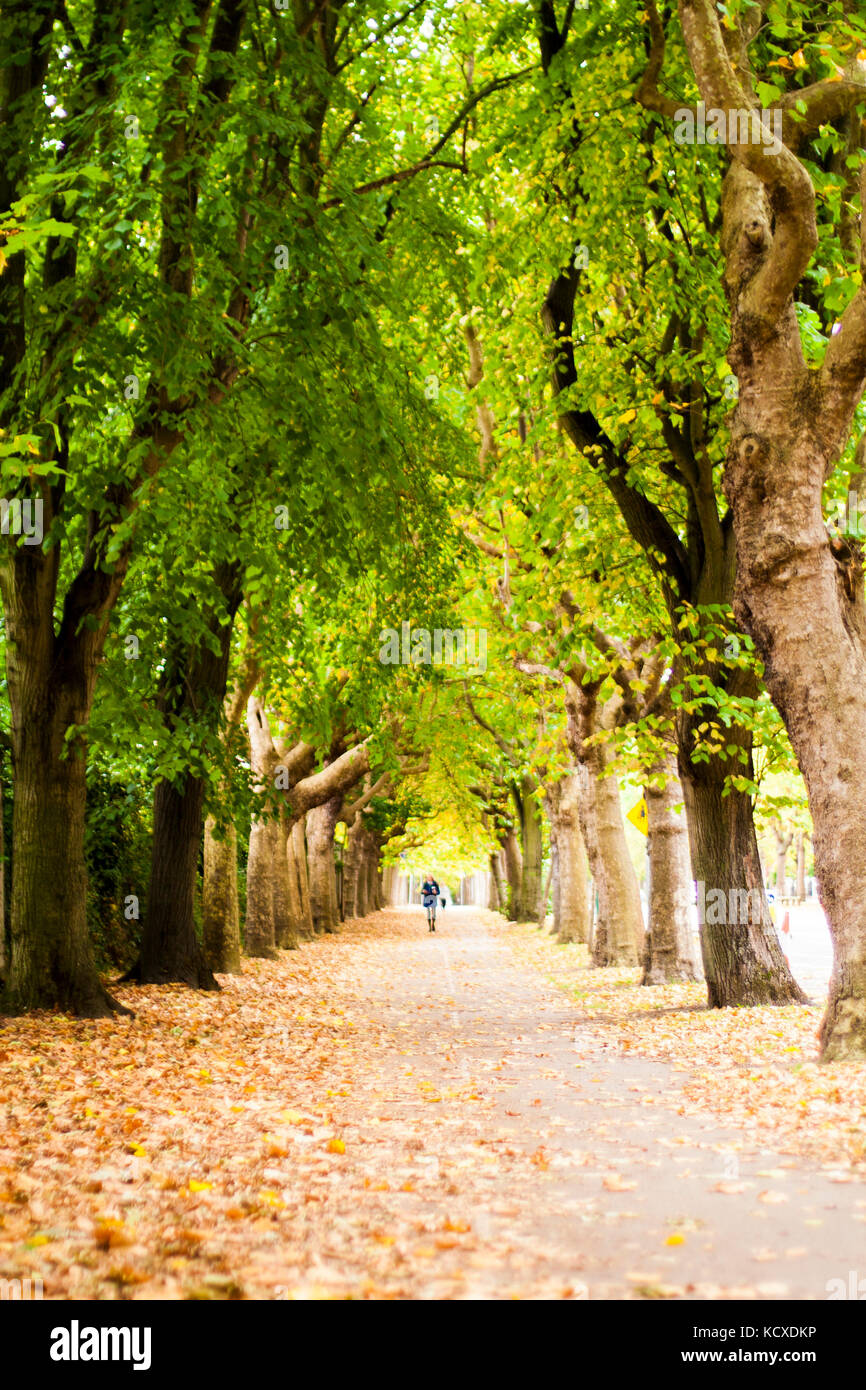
1,910,597,1301
3,907,866,1302
507,923,866,1171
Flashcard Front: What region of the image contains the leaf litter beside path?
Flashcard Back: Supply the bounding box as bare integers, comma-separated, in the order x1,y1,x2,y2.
3,907,865,1303
0,913,613,1301
505,922,866,1173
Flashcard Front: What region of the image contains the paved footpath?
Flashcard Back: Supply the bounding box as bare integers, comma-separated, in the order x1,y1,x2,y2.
307,907,865,1299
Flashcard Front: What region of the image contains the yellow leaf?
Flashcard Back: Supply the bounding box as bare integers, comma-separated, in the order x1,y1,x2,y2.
188,1179,212,1193
326,1138,345,1154
665,1233,685,1246
603,1174,637,1191
618,408,637,425
792,48,807,67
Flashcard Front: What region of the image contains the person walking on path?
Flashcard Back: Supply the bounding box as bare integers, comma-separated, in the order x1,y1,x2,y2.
421,873,441,932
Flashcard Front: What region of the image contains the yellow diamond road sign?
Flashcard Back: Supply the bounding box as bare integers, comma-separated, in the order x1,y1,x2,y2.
627,797,649,836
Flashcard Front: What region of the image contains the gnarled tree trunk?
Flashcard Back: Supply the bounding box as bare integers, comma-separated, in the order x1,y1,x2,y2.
676,0,853,1053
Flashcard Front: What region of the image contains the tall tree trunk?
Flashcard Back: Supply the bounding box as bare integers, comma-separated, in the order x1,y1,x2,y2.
244,818,279,958
0,589,126,1014
291,819,314,938
500,828,522,919
2,721,123,1015
591,753,643,966
642,753,702,984
679,736,804,1006
365,833,380,911
282,813,306,947
355,838,370,918
488,850,504,912
139,560,242,987
143,776,217,988
514,778,543,920
342,817,365,919
551,771,591,945
565,682,643,966
271,811,298,950
203,816,241,974
678,0,866,1057
307,796,341,933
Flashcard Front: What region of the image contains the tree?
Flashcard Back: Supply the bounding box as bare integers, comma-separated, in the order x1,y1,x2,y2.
641,0,866,1054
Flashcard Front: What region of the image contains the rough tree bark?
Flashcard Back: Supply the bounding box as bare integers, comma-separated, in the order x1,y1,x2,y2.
342,817,365,920
140,561,243,987
307,796,342,934
243,699,373,947
271,810,298,950
0,0,249,1015
488,850,505,913
203,817,241,974
201,626,260,974
512,777,544,921
244,818,279,958
674,0,866,1046
547,771,591,945
290,819,315,939
500,827,523,920
564,680,643,967
643,751,702,984
536,2,802,1010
